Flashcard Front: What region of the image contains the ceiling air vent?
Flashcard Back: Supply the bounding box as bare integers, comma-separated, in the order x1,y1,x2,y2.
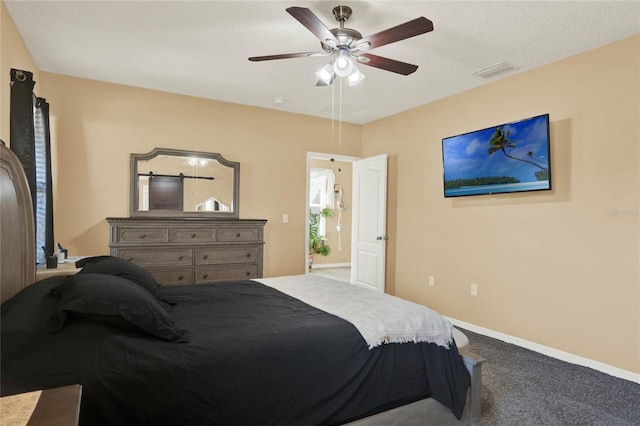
472,62,518,79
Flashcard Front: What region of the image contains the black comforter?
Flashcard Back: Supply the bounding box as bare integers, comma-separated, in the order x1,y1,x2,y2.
1,277,469,425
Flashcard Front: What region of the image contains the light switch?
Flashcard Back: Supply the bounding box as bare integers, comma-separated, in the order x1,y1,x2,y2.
282,214,289,223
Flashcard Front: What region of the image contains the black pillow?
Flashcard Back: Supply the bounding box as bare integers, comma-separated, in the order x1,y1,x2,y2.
48,274,188,342
77,255,159,293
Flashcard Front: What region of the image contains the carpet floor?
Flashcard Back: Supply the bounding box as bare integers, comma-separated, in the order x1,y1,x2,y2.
461,328,640,425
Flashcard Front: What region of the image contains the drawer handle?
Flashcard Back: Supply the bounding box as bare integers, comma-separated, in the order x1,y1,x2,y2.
191,233,196,238
178,276,184,281
140,234,146,238
236,233,241,238
127,257,134,261
178,256,184,260
203,274,208,279
203,254,209,260
245,271,250,276
246,253,251,258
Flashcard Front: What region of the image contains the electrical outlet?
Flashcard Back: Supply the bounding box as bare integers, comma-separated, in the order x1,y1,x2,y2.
282,214,288,223
429,276,435,287
470,283,478,296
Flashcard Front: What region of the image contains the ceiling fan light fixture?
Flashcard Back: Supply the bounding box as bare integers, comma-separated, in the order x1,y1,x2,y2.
316,63,335,85
317,52,365,86
333,48,354,77
347,66,365,86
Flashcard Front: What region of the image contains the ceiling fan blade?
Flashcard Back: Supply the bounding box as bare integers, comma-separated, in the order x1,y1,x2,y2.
357,54,419,76
249,52,329,61
286,6,339,45
359,17,433,50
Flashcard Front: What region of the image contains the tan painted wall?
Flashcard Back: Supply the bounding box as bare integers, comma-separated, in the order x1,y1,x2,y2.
362,35,640,374
0,1,39,143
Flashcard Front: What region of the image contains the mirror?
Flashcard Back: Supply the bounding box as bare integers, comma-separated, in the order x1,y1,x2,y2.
130,148,239,218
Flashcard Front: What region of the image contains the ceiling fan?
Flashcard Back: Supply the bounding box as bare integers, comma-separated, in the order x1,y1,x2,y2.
248,5,434,86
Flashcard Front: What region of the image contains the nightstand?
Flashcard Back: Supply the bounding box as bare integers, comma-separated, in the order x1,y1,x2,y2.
0,384,82,426
36,261,81,280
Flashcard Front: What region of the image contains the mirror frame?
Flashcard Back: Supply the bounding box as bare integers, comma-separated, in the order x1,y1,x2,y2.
130,147,240,219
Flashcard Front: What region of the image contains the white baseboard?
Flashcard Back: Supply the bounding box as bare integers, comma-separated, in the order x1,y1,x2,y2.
311,262,351,269
447,317,640,385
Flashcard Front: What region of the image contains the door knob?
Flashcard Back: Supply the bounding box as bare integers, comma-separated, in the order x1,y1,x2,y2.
376,235,389,241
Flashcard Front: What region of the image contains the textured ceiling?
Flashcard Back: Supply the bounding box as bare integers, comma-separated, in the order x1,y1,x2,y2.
5,1,640,124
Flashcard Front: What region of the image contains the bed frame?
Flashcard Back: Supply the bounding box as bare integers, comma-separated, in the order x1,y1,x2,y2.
1,141,35,303
0,141,484,425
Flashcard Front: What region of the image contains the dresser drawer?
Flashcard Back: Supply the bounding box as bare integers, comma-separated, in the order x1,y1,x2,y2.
169,228,215,243
195,264,258,283
217,227,259,242
116,227,168,244
117,248,193,267
148,267,194,285
195,246,259,265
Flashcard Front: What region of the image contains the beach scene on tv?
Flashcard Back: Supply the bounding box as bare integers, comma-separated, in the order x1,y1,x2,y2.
442,114,551,197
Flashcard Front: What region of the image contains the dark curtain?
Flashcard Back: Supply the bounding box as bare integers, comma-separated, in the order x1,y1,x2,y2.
10,69,54,265
9,69,36,209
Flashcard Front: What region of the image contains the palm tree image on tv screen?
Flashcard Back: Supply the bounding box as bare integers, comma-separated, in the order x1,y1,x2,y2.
442,114,551,197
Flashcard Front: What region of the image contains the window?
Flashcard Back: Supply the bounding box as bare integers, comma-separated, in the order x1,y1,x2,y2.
34,101,50,264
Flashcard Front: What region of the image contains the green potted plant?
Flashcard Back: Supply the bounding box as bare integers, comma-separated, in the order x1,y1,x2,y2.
309,207,334,270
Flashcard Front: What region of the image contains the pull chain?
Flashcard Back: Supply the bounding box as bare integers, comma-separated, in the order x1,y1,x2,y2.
331,73,336,153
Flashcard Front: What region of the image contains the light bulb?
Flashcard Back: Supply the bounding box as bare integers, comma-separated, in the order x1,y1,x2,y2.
333,48,354,77
315,63,334,85
336,57,349,70
348,66,365,86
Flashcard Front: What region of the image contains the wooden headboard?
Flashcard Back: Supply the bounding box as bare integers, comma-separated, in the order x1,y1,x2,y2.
0,142,35,303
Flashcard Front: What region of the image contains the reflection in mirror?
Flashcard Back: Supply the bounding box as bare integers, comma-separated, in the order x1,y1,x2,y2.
130,148,239,218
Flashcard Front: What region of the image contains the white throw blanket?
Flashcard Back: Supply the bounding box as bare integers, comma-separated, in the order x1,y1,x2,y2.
256,274,454,349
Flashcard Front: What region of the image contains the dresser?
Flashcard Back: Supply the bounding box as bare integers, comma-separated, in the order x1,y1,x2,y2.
107,217,266,285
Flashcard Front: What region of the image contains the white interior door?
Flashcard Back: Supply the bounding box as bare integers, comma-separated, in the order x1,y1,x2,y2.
351,154,387,292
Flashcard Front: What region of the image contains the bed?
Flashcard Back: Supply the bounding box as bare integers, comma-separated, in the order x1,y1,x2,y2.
0,142,484,425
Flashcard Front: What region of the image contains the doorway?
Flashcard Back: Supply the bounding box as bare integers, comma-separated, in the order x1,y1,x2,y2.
306,152,359,282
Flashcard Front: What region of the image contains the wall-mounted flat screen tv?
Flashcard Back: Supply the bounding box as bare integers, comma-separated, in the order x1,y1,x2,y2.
442,113,551,198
